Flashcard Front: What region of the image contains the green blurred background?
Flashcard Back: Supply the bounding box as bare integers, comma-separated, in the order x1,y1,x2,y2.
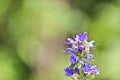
0,0,120,80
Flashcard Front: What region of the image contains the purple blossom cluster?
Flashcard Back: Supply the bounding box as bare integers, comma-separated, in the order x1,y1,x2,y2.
64,32,99,79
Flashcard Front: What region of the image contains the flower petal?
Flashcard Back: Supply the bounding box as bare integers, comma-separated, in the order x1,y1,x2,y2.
66,38,75,44
70,55,78,64
78,32,88,42
85,53,94,60
66,48,74,54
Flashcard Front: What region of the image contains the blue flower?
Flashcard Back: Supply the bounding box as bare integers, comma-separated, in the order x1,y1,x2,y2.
82,63,99,75
83,64,91,74
66,38,75,45
64,67,74,76
70,55,78,64
78,32,88,42
66,48,74,54
88,40,95,50
73,45,79,52
64,67,80,76
90,65,99,75
85,53,94,60
81,60,92,74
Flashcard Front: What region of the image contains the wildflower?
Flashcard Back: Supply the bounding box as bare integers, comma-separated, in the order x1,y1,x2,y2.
64,67,80,76
83,64,99,75
83,63,91,74
88,40,95,50
64,67,74,76
66,38,75,45
66,48,74,54
73,45,79,52
64,32,100,79
90,65,99,75
85,53,94,60
70,55,78,64
78,32,88,42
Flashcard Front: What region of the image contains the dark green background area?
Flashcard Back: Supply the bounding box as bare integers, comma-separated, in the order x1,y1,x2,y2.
0,0,120,80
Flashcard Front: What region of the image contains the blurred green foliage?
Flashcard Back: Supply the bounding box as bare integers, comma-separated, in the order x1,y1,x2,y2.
0,0,120,80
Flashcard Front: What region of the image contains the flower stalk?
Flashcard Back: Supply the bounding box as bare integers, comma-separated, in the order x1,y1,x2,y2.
64,32,100,80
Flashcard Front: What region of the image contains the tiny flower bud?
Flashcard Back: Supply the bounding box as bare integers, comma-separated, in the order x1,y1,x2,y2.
79,45,85,51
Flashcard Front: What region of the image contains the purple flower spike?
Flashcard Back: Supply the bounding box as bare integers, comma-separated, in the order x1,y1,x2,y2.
64,32,100,78
66,38,75,44
64,67,74,76
79,45,85,51
70,55,78,64
66,48,74,54
85,53,94,60
78,32,88,42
